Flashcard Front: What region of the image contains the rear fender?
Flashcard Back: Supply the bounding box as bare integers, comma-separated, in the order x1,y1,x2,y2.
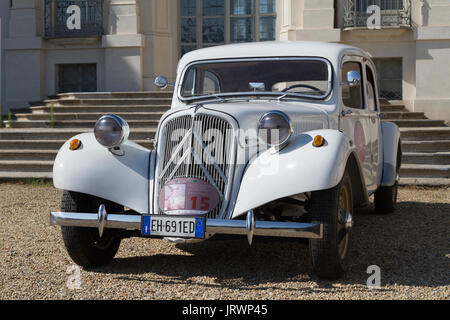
380,121,401,186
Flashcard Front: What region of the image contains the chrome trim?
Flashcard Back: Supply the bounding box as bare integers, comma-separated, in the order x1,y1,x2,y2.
177,57,334,102
154,111,237,219
94,114,130,148
246,210,255,245
50,211,323,241
345,211,353,231
50,211,142,230
98,204,107,237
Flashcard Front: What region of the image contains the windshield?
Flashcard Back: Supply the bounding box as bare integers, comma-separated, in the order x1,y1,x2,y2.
179,58,331,101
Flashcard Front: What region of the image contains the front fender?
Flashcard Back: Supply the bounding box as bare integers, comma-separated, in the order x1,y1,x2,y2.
53,133,152,213
232,129,358,218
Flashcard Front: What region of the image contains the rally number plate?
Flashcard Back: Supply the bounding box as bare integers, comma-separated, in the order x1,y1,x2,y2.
141,215,205,239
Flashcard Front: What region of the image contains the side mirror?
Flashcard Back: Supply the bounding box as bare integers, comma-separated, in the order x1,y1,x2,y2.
154,76,174,89
346,70,361,87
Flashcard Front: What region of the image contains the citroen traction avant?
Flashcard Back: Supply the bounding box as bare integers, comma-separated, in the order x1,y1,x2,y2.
50,42,401,279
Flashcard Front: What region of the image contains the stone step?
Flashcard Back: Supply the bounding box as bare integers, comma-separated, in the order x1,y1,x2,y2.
402,152,450,165
380,104,406,112
0,139,67,150
386,119,447,127
0,149,57,161
15,111,166,121
57,91,173,100
0,160,54,172
399,164,450,179
0,171,53,180
0,128,156,141
398,177,450,186
401,140,450,153
5,119,160,129
382,112,426,120
0,139,152,150
30,105,171,114
43,98,173,107
399,127,450,141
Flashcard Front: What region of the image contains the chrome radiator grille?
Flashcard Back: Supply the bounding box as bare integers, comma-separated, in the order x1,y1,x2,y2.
156,113,235,219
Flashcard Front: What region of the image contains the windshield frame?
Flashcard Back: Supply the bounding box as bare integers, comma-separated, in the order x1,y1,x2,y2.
177,57,334,103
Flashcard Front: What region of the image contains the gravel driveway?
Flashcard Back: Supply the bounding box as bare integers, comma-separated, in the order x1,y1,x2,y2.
0,183,448,300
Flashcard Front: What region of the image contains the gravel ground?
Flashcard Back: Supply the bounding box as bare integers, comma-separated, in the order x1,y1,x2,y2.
0,183,448,300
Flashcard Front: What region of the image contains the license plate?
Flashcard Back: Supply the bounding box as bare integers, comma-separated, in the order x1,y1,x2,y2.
141,215,205,239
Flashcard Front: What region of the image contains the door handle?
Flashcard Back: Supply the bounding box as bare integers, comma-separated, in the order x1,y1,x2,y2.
341,109,353,117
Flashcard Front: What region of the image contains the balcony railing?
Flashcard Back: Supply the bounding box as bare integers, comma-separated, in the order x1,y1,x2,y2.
44,0,103,39
343,0,411,29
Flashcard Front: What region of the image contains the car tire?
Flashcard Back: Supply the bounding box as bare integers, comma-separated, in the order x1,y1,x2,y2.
60,190,123,268
308,171,353,280
374,181,398,214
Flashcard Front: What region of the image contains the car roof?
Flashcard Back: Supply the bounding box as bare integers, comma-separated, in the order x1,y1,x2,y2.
177,41,370,71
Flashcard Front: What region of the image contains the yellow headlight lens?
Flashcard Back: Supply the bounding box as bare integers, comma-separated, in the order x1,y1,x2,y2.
69,139,81,150
313,135,325,147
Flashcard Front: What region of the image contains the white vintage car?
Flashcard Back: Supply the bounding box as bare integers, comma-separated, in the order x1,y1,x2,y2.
50,41,402,280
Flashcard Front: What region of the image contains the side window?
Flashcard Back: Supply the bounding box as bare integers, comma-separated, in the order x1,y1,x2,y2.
365,65,377,111
182,67,196,97
342,62,364,109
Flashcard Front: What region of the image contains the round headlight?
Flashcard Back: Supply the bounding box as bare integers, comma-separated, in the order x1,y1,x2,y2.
94,115,129,148
258,111,293,147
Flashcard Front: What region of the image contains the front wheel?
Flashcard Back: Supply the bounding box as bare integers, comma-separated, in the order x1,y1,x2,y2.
308,171,353,280
60,191,123,268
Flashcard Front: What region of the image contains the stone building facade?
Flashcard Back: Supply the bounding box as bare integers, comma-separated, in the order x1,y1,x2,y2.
0,0,449,123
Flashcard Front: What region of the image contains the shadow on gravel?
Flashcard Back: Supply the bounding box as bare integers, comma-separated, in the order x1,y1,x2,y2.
94,201,450,291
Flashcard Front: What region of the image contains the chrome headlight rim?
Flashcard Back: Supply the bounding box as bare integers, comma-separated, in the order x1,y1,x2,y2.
94,114,130,148
258,110,293,148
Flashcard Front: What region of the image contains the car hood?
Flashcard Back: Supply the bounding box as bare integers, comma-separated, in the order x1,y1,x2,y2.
171,99,330,134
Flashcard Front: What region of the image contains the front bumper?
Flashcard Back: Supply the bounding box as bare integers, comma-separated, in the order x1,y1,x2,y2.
50,207,323,245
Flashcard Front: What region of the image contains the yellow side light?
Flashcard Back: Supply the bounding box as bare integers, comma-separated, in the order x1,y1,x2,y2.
312,135,325,147
69,139,81,151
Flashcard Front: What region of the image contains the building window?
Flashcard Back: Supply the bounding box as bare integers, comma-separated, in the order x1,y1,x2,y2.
343,0,411,28
373,58,402,100
180,0,276,56
44,0,103,39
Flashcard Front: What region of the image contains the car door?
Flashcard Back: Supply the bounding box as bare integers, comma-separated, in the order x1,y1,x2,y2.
339,56,377,193
364,62,383,187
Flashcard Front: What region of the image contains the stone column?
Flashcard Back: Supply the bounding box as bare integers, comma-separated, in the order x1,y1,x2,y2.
277,0,341,42
141,0,179,90
103,0,144,91
4,0,43,111
413,0,450,123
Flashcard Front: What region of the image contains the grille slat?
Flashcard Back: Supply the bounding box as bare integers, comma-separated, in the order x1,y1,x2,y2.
156,113,234,219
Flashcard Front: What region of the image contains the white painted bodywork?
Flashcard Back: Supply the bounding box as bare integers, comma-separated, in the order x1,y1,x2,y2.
232,129,357,218
53,41,401,219
53,133,152,214
380,121,401,186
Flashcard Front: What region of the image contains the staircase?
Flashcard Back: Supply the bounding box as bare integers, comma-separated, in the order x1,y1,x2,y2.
0,91,172,179
380,100,450,186
0,96,449,185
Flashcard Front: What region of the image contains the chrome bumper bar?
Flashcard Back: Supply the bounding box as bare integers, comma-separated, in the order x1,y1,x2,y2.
50,208,323,245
